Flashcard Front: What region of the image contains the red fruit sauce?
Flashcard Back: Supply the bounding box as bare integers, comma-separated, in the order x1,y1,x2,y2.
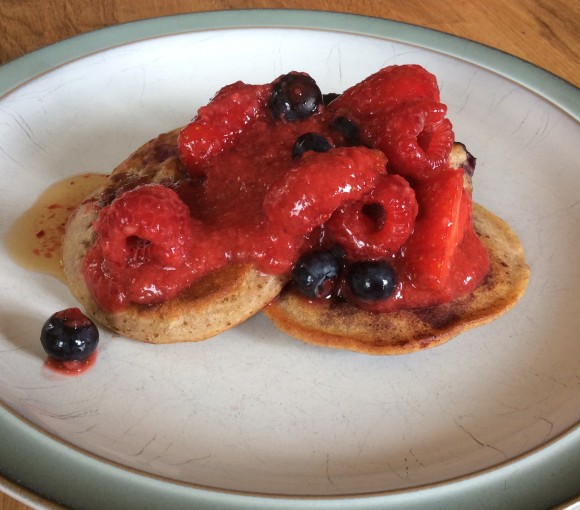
44,351,98,376
82,66,490,313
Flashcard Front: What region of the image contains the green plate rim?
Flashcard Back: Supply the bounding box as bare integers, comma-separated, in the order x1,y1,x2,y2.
1,9,577,117
1,9,579,510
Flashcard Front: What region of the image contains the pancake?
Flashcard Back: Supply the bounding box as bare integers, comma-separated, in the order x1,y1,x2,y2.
62,129,285,344
62,123,527,349
263,203,530,355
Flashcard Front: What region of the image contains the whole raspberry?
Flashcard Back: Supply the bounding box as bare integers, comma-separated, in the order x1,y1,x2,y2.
327,174,418,259
178,82,270,172
328,64,440,123
373,100,454,178
94,183,194,268
83,184,201,311
263,147,387,236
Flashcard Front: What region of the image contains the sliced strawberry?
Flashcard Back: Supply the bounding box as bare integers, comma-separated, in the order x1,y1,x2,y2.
401,168,466,291
178,82,270,172
448,213,491,294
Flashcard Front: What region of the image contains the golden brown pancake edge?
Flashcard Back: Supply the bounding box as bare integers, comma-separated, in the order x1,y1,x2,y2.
61,129,286,344
263,203,530,355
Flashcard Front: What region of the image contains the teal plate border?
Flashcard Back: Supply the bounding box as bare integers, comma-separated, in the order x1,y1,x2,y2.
1,9,577,117
0,9,579,510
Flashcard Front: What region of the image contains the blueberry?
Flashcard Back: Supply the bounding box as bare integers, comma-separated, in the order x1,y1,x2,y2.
292,250,341,299
459,143,477,177
450,142,476,177
40,308,99,361
322,92,340,106
332,116,360,144
346,261,397,301
329,244,346,261
269,73,322,121
292,133,333,159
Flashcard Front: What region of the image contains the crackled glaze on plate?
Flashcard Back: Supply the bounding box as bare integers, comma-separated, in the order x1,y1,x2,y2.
0,11,579,510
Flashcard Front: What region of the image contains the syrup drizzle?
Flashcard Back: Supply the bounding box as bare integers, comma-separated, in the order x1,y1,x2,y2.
5,173,108,376
5,173,108,282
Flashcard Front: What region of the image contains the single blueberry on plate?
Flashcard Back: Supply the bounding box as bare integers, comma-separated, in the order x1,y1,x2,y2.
40,307,99,361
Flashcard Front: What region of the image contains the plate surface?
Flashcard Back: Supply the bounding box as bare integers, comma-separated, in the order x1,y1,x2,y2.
0,10,579,510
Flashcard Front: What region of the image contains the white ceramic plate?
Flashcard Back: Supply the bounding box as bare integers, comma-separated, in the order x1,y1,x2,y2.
0,10,578,510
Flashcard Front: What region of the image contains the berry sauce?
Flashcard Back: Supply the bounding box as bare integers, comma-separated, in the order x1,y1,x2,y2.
44,351,98,376
82,67,490,313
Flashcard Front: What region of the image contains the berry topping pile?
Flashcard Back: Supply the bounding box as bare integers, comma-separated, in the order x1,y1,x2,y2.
82,65,490,313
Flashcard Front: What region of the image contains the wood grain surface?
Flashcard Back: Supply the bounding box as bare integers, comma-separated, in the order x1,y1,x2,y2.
0,1,578,509
1,0,579,86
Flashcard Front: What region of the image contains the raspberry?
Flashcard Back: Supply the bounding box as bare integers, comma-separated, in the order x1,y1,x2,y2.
327,174,418,259
82,249,128,311
327,66,452,178
94,184,193,267
328,65,440,124
83,184,200,311
263,147,387,236
400,168,467,290
178,82,270,172
372,101,454,178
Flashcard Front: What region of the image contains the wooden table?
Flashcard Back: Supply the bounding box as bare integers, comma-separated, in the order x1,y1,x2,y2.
0,1,578,509
1,0,578,87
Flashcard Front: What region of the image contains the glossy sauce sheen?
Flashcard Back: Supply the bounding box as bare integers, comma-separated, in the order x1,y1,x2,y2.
178,114,336,272
43,351,98,376
181,90,488,311
5,174,108,281
84,73,490,312
178,118,385,271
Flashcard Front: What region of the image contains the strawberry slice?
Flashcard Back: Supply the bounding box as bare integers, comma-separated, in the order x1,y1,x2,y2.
401,168,466,290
